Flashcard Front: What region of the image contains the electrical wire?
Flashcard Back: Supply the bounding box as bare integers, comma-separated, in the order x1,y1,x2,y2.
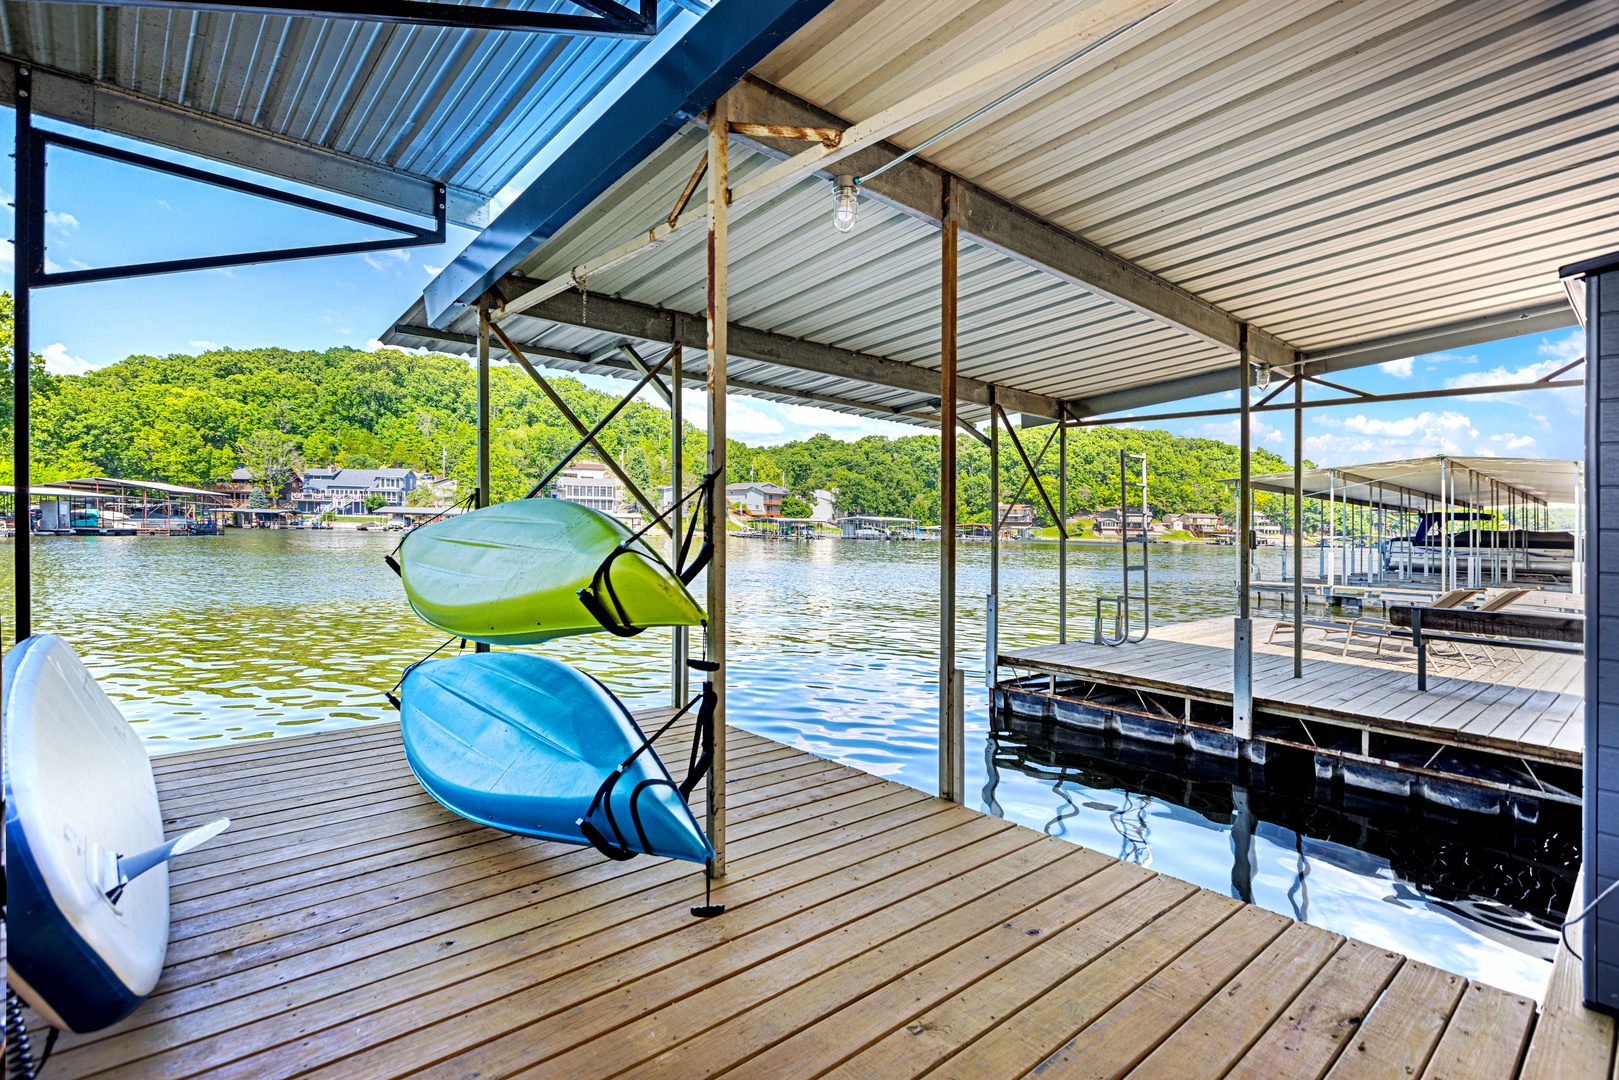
1561,875,1619,961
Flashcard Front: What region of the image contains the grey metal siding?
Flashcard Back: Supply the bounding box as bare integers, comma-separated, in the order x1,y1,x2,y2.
1589,262,1619,1012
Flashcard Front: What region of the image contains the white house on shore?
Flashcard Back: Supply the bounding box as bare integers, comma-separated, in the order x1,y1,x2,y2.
294,467,419,513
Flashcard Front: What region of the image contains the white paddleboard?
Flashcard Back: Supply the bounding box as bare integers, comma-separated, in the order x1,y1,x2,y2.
4,634,169,1033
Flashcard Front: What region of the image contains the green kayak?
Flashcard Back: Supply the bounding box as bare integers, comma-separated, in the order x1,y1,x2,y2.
397,499,705,645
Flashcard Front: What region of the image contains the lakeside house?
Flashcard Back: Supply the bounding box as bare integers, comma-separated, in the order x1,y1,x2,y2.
293,467,419,514
1091,505,1153,537
728,480,788,518
552,462,621,516
218,466,305,508
1159,510,1225,538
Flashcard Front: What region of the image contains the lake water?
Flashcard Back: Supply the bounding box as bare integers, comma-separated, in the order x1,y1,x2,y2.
3,531,1574,999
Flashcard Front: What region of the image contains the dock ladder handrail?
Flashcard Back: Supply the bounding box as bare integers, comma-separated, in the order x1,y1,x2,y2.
1095,450,1150,645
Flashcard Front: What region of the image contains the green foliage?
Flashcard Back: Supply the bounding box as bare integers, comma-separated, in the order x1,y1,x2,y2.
363,493,387,512
238,429,304,495
779,493,813,517
19,296,1303,524
247,487,270,509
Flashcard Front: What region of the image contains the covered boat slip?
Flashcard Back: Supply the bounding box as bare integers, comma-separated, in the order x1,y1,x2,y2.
32,716,1592,1080
1239,456,1584,591
7,0,1619,1072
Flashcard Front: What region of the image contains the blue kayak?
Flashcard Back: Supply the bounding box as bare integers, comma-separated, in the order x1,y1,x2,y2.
399,653,712,865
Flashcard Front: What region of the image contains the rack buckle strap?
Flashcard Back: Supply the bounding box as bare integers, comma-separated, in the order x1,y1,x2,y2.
576,659,719,861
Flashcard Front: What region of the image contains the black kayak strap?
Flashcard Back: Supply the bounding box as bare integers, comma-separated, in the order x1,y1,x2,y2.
577,662,719,859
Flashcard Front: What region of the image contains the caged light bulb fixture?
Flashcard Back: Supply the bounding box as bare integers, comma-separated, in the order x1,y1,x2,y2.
1253,362,1271,391
831,175,859,233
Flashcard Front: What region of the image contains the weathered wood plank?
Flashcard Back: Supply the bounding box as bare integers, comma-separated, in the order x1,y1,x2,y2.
1322,961,1465,1080
1125,923,1344,1079
1008,904,1290,1079
1225,941,1404,1080
1519,899,1617,1080
1420,982,1535,1079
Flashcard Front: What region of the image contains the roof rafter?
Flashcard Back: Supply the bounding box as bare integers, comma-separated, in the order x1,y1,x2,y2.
724,75,1298,370
0,60,490,226
483,280,1067,418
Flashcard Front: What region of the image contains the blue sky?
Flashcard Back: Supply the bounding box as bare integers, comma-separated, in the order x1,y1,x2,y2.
3,110,1584,466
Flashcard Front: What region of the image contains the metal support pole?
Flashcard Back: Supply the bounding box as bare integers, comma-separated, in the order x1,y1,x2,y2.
12,68,34,642
1059,407,1068,644
987,396,999,690
1293,371,1304,678
705,92,730,875
671,344,687,707
1441,457,1450,592
1234,327,1254,740
939,191,963,805
475,301,491,654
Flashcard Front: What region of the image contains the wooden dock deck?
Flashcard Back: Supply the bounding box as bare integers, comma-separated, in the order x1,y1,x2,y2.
29,715,1599,1079
999,615,1582,771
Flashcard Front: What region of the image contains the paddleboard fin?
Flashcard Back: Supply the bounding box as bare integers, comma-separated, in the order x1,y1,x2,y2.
108,818,230,903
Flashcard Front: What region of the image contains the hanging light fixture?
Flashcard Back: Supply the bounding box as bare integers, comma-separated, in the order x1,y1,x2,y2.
1253,362,1271,391
831,175,859,233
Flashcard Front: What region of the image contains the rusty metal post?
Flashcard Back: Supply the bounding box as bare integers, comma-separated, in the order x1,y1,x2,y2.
705,94,730,874
939,186,963,804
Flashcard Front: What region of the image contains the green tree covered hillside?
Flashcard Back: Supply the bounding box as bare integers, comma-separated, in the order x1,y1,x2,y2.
10,308,1295,526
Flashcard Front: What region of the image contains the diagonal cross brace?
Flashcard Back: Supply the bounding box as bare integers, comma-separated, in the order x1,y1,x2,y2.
996,407,1063,538
492,323,672,535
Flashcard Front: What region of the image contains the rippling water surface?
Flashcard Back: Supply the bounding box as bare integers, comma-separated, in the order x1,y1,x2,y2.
3,531,1572,998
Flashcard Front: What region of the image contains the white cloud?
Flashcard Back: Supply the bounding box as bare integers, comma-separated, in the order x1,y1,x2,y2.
1379,357,1414,378
1537,329,1583,362
1304,410,1481,461
363,249,411,272
727,401,785,439
1196,416,1286,448
1419,350,1478,366
42,342,95,376
1485,432,1536,451
157,199,172,212
189,340,220,352
1444,356,1581,391
424,264,444,276
1441,353,1584,409
784,404,871,429
44,210,79,232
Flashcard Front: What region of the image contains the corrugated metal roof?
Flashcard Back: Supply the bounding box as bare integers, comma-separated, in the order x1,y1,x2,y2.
1246,456,1581,507
758,0,1615,352
0,1,692,222
389,0,1609,424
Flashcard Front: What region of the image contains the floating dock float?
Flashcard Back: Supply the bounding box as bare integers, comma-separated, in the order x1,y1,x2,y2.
998,615,1583,817
20,714,1597,1079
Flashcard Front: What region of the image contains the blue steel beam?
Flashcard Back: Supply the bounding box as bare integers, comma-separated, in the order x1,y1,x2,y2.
423,0,835,326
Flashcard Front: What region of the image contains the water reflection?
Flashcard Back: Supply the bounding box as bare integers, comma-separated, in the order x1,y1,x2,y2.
3,531,1570,997
986,717,1576,999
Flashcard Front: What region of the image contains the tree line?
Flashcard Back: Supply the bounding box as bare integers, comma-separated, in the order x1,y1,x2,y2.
4,304,1301,528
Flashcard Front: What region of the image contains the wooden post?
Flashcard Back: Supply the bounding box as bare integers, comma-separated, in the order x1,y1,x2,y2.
475,300,492,655
671,343,687,708
1293,370,1304,678
705,95,730,875
939,188,963,804
1234,327,1254,739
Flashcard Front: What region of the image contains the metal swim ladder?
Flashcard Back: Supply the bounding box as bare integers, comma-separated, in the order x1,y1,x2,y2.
1095,450,1150,645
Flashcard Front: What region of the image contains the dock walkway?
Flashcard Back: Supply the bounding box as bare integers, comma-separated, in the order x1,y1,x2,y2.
999,615,1582,769
32,717,1598,1078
